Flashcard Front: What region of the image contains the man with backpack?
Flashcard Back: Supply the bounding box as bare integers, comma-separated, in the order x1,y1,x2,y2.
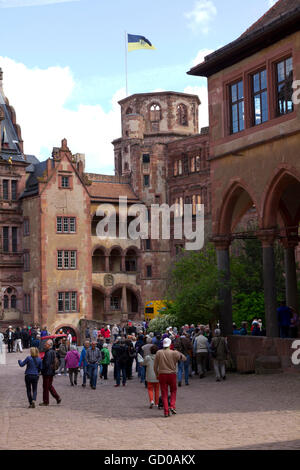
211,329,229,382
39,340,61,406
174,332,192,386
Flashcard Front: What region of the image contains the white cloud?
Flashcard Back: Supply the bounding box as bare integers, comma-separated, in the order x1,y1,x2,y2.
0,56,125,174
191,48,215,67
185,0,217,34
184,85,209,130
0,0,79,7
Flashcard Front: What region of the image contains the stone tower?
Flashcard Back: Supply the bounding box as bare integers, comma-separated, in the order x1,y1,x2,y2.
112,91,201,303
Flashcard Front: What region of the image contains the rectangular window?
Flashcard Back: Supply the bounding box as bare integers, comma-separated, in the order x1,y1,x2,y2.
230,80,245,134
11,180,17,200
142,153,150,164
57,217,62,233
57,250,77,269
277,57,293,116
12,227,17,253
63,218,69,233
252,69,268,125
24,294,31,313
192,195,196,215
24,252,30,271
3,226,9,252
111,296,120,310
178,160,182,175
57,217,76,233
174,160,178,176
61,176,70,188
195,155,201,172
145,239,151,251
190,156,195,173
58,291,77,313
146,265,152,278
183,155,189,174
57,251,63,269
69,218,76,233
3,180,8,200
70,251,76,269
144,175,150,187
23,219,30,236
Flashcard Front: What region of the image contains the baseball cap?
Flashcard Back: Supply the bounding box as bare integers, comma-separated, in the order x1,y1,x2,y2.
163,338,171,348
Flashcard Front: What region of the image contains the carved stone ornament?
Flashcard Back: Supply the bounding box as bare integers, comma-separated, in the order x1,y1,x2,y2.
104,274,114,287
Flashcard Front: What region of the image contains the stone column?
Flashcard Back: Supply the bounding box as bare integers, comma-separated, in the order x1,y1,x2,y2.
282,238,299,312
105,255,110,273
213,237,232,336
121,255,126,273
122,285,128,313
258,230,278,337
104,295,110,314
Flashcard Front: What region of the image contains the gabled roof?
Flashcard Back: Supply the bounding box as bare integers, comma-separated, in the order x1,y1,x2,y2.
241,0,300,37
20,160,47,198
188,0,300,77
88,180,140,202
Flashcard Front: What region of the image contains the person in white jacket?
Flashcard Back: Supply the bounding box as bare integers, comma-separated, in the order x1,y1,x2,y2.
138,345,160,408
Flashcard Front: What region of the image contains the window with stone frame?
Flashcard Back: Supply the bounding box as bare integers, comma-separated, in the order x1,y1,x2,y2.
230,80,245,134
11,180,17,201
23,218,30,237
24,251,30,271
57,250,77,269
173,160,178,176
57,217,76,233
110,296,121,310
2,180,8,200
177,104,188,126
144,174,150,187
195,155,201,172
12,227,18,253
276,57,293,116
178,159,182,175
252,69,268,125
150,103,161,122
190,156,195,173
3,226,9,252
183,155,189,175
24,294,31,313
146,265,152,278
58,291,77,313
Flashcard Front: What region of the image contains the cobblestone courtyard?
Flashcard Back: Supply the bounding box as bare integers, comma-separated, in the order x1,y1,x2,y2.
0,349,299,450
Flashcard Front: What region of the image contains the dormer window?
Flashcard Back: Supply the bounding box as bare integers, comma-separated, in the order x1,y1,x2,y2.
126,107,133,115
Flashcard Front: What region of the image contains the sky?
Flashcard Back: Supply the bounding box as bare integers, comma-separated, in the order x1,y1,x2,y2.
0,0,278,174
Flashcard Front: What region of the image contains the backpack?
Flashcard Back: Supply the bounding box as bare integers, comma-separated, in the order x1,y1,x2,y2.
51,351,60,371
101,349,106,361
211,338,221,359
118,346,128,366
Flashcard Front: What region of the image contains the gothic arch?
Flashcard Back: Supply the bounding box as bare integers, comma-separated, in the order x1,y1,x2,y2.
216,180,258,236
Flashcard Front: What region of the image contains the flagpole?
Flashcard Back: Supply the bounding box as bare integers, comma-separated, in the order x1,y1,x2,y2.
125,31,128,97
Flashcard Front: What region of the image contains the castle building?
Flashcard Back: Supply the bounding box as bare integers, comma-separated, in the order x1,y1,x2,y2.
0,81,210,337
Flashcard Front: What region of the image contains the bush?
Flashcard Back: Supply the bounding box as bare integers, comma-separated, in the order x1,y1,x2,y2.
147,314,179,334
232,292,265,328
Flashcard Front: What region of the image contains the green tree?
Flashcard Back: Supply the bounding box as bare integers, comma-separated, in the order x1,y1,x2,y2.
165,245,222,327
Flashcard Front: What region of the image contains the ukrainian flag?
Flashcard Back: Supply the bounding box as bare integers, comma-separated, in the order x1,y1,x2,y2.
128,34,156,52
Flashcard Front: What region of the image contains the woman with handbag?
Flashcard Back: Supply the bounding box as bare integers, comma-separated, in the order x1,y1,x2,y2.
210,329,229,382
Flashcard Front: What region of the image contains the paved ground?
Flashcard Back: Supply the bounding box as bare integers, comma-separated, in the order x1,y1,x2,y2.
0,348,299,450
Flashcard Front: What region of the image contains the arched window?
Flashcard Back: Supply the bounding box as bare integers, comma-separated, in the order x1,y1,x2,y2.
126,107,133,115
3,287,17,309
177,104,188,126
4,295,9,309
150,103,161,122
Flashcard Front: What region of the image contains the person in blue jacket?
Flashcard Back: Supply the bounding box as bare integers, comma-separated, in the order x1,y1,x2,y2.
18,347,42,408
79,340,90,388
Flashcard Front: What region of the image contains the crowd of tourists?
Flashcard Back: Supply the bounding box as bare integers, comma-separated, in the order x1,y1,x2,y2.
15,321,231,417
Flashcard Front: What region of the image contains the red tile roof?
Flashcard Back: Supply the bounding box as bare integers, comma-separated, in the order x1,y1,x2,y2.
240,0,300,38
88,181,139,202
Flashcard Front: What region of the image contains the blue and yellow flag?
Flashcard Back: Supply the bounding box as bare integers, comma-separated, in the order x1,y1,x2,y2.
128,34,155,52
